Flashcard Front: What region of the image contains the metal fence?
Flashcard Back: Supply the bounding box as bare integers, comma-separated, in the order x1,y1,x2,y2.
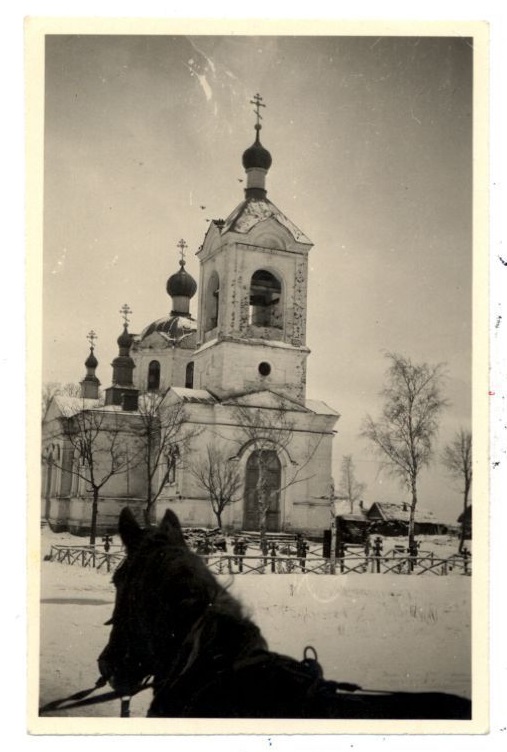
46,544,471,576
48,544,124,573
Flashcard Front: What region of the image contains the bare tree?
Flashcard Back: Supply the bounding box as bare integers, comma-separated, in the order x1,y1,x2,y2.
337,455,366,513
189,443,243,528
362,353,448,548
234,404,322,546
46,405,133,544
441,429,472,552
134,391,201,525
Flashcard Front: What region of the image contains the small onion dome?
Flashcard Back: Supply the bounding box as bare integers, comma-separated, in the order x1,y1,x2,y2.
117,324,133,350
242,132,272,171
166,260,197,299
85,348,98,369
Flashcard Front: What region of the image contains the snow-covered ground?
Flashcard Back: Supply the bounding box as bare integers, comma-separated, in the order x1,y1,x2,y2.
37,528,471,718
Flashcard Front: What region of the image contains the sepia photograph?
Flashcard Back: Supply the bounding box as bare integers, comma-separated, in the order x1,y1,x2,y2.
27,18,489,736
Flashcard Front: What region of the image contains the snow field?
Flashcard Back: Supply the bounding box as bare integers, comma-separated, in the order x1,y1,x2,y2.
38,555,471,718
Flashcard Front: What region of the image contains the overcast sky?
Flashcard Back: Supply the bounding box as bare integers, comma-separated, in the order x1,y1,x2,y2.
42,33,473,521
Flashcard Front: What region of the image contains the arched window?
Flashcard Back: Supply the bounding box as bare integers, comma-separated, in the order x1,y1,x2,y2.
147,360,161,391
204,271,220,333
185,361,194,389
248,270,283,329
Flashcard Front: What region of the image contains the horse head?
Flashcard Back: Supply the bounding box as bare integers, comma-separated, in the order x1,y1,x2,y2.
98,507,253,699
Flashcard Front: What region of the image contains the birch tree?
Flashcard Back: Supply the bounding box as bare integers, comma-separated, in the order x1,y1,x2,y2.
362,353,447,548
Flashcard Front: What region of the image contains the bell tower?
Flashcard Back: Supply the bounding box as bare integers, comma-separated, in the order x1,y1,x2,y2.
192,95,313,404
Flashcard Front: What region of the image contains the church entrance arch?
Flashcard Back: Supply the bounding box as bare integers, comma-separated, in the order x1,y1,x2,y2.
243,449,281,532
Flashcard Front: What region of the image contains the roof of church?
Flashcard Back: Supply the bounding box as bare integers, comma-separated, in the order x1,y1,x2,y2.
138,314,197,343
305,398,340,416
52,395,100,416
170,387,218,404
221,197,312,244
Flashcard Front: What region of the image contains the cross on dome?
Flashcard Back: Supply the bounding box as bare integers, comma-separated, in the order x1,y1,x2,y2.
250,93,266,133
119,304,132,326
177,238,188,268
87,329,97,349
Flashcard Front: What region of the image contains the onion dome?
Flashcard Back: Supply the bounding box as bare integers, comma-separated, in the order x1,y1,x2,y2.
117,324,133,353
85,348,98,370
80,333,100,399
166,259,197,300
242,131,272,171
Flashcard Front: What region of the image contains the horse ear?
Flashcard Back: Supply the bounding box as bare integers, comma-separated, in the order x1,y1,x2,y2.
118,507,143,550
159,509,187,547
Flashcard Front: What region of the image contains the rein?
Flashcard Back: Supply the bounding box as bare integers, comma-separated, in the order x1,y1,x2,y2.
39,676,154,717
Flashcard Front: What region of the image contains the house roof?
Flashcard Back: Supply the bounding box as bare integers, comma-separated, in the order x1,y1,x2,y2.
333,499,366,517
368,502,438,524
340,513,369,522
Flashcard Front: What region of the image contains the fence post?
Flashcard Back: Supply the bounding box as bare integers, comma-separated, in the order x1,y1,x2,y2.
269,542,276,573
373,537,383,574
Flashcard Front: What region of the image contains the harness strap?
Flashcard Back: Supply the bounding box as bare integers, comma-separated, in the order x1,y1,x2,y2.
39,677,154,715
39,676,108,714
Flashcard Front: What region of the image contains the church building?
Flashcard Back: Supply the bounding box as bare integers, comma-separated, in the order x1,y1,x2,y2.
41,96,340,536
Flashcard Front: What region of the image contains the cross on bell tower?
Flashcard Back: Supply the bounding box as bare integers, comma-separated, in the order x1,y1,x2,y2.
192,96,313,404
177,239,188,268
250,92,266,136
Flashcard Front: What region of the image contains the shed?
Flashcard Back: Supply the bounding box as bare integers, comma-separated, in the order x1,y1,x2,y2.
366,502,448,536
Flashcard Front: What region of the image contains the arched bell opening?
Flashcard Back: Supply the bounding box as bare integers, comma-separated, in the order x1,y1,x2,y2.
248,269,283,332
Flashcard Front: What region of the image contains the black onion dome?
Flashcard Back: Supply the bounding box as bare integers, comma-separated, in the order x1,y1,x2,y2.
117,325,133,350
85,349,98,369
242,133,272,171
166,262,197,299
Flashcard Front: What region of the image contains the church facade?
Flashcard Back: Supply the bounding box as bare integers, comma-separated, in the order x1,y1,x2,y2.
41,99,339,536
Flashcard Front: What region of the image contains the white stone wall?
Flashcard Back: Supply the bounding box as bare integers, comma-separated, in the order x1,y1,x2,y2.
132,346,195,392
193,338,309,403
156,399,337,535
